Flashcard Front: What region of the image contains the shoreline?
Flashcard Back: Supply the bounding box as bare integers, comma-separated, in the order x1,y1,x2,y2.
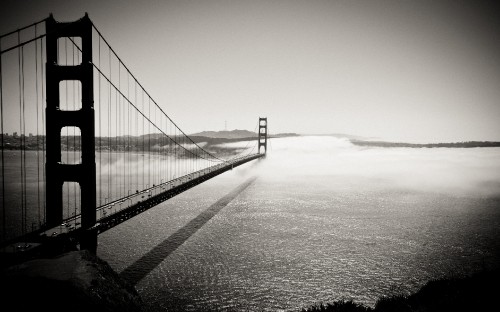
350,140,500,148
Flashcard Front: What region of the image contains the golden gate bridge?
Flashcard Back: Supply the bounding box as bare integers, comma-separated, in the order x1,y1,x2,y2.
0,14,267,257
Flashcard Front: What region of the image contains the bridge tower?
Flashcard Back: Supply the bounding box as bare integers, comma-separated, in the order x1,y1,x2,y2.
258,117,267,154
45,14,96,251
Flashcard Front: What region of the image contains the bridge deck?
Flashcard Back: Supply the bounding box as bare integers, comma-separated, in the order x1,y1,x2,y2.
1,154,264,254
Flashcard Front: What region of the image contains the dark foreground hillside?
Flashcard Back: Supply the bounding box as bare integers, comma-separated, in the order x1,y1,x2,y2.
302,269,500,312
1,250,144,312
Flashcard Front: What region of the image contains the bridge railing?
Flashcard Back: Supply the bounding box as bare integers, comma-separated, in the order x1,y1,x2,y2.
39,153,263,238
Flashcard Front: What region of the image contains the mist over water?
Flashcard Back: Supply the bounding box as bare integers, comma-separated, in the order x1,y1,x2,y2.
255,136,500,196
97,136,500,311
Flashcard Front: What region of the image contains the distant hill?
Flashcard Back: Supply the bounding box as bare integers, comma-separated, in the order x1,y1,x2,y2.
305,133,375,140
190,129,257,139
0,130,298,151
350,140,500,148
191,130,301,139
272,133,300,138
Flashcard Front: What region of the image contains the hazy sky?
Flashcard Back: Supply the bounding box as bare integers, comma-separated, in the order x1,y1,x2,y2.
1,0,499,142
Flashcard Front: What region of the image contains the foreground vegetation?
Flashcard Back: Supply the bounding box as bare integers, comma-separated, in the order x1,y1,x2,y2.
302,269,499,312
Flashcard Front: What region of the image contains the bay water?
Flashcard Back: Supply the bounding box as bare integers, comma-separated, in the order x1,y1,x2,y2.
94,136,500,311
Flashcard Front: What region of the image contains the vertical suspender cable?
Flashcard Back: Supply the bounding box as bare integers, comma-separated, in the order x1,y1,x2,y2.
108,47,111,203
0,38,5,241
148,97,151,186
116,66,119,198
168,120,170,181
41,33,46,224
135,81,137,192
176,127,178,179
142,90,144,189
127,74,131,198
126,74,129,198
19,31,27,238
65,37,69,219
23,39,27,235
35,25,41,227
114,62,118,200
98,34,102,206
18,32,24,237
117,63,120,198
72,37,77,218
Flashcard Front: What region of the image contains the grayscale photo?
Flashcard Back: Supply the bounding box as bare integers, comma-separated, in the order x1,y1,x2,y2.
1,1,499,311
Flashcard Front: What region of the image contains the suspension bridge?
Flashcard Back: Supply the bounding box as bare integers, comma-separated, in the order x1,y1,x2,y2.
0,14,267,259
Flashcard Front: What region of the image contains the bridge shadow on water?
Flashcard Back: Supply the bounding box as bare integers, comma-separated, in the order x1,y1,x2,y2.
119,176,258,286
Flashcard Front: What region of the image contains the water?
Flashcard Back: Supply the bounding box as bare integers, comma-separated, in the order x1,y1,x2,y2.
0,149,204,241
94,136,500,311
2,136,499,310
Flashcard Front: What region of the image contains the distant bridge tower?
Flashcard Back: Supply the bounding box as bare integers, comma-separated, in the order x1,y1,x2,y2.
258,117,267,154
45,14,96,251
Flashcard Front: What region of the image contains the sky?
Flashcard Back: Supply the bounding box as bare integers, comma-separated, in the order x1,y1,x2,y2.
1,0,499,142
